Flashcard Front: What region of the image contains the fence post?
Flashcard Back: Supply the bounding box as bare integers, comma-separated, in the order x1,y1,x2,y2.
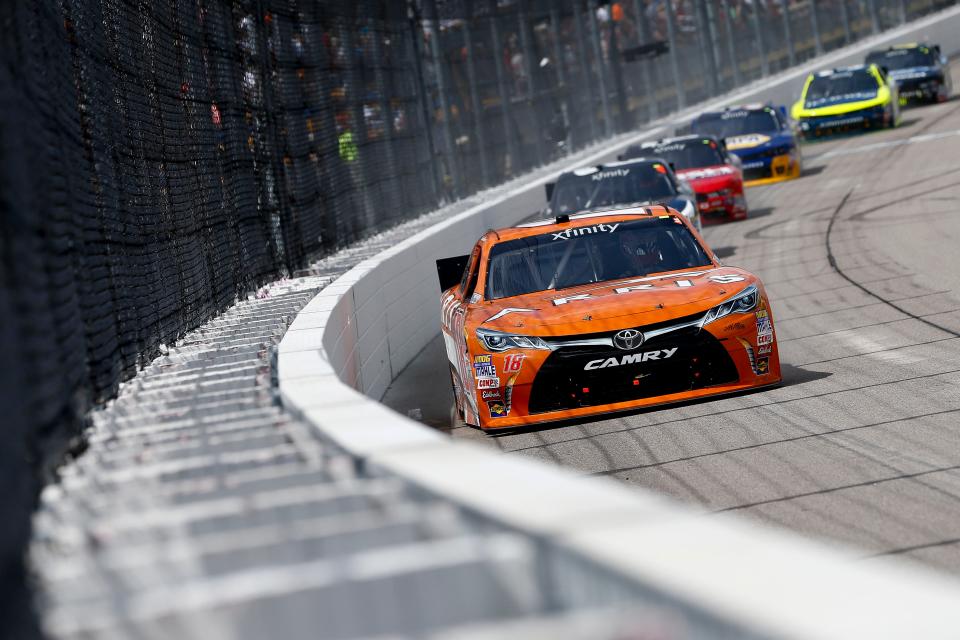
720,0,741,87
839,0,852,45
809,0,823,56
423,0,461,197
695,0,719,96
549,4,572,147
406,4,444,203
632,0,658,120
664,0,685,109
368,4,404,217
517,0,545,164
781,2,796,68
571,0,599,142
750,0,769,77
607,10,631,132
867,0,880,34
703,0,724,91
587,1,614,137
462,2,490,188
488,0,519,176
898,0,908,23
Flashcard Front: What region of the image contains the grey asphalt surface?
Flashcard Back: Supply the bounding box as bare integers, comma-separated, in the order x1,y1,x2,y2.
384,62,960,573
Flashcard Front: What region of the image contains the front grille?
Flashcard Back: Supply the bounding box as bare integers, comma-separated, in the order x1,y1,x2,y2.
743,165,771,181
528,325,738,414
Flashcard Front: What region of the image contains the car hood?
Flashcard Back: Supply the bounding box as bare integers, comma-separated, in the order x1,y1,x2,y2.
477,266,757,335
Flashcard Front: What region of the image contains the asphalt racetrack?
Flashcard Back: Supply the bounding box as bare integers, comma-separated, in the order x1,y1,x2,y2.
384,62,960,572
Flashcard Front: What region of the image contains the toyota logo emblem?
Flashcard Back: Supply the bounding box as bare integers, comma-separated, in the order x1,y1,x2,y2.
612,329,644,351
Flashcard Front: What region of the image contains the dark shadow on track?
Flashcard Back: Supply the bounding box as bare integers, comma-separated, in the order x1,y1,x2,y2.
483,363,832,438
800,165,826,179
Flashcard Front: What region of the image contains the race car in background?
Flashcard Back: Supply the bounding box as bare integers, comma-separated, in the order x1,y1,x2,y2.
544,157,702,230
865,43,952,105
791,64,900,138
689,104,802,187
436,204,781,430
620,135,747,224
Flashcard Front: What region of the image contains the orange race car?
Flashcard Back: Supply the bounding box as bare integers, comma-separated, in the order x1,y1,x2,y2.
437,204,780,430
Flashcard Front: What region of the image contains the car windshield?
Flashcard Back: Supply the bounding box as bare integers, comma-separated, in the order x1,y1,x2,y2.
550,164,676,216
643,140,726,170
692,110,780,138
484,217,712,300
867,47,935,70
804,70,879,107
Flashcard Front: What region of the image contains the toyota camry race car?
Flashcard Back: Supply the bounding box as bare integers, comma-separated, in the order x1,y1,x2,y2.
544,158,701,231
866,43,952,105
689,104,801,187
791,64,900,138
437,205,781,430
621,135,747,224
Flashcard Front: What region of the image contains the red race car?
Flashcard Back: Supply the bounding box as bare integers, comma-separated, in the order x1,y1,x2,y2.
620,135,747,224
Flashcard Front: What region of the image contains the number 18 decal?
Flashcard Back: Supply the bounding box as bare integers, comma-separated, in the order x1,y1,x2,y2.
503,354,524,373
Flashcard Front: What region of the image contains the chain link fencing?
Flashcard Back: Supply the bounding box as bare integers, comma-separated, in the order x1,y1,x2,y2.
1,0,956,636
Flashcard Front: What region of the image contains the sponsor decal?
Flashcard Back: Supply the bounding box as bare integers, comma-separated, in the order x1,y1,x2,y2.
726,134,771,150
477,376,500,389
473,354,497,378
481,389,502,400
723,321,747,332
553,272,746,305
503,353,524,373
756,356,770,375
551,222,620,241
584,347,678,370
757,343,772,355
756,309,773,346
469,292,482,304
590,168,630,181
474,362,496,378
487,400,509,418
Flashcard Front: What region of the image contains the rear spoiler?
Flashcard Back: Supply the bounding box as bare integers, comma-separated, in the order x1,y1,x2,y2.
436,255,469,292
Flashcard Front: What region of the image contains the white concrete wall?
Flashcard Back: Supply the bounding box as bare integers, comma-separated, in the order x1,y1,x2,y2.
278,6,960,637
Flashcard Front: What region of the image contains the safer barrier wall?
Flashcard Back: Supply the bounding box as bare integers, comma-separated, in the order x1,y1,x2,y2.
278,6,960,637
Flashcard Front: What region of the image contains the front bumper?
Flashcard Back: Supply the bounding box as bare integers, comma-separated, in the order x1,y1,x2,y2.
740,152,802,187
696,191,747,223
471,309,781,430
896,77,947,104
797,105,888,138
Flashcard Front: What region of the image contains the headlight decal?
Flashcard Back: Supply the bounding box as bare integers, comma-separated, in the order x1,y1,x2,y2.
476,327,551,352
701,284,759,327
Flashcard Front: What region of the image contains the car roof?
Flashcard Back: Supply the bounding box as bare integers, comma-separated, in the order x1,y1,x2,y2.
814,63,874,77
639,133,722,148
695,103,772,117
556,157,664,179
483,204,682,244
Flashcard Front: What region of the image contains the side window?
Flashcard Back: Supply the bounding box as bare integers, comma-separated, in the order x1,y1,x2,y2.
459,246,481,299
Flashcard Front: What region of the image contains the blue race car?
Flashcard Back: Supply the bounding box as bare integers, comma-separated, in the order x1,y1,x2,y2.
689,104,802,187
866,43,952,105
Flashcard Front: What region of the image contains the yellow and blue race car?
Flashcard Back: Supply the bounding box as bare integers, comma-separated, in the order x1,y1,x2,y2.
689,104,802,187
791,64,900,139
